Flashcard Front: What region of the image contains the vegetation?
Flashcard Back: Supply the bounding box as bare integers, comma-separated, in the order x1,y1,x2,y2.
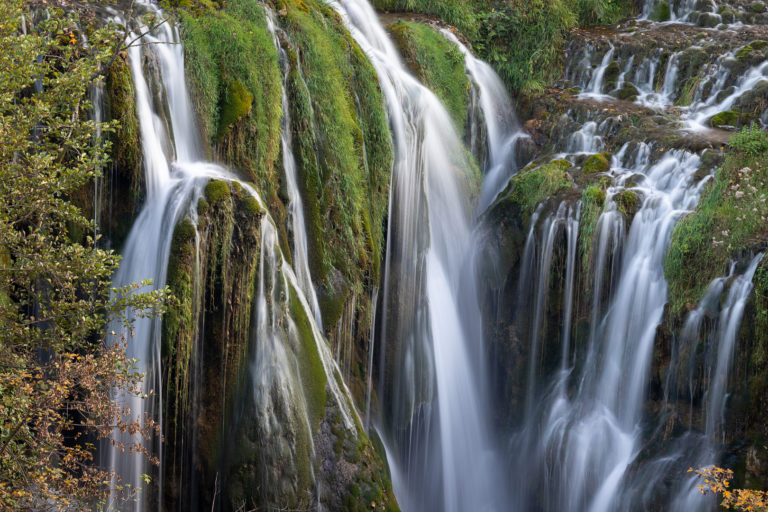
0,1,167,509
666,127,768,312
279,0,392,326
496,159,573,225
388,21,470,133
579,183,607,278
374,0,635,94
180,0,283,197
692,466,768,511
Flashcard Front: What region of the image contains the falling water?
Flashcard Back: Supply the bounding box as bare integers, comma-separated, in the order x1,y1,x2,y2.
105,7,246,509
322,1,507,510
441,30,530,213
265,11,323,327
508,142,709,511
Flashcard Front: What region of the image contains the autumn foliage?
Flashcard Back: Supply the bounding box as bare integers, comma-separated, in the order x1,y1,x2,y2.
0,0,165,509
692,466,768,512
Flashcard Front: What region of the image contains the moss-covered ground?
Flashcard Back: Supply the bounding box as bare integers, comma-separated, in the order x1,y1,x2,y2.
666,127,768,313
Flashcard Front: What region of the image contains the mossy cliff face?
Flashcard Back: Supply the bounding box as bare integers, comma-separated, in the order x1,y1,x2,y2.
161,180,398,511
387,20,470,134
176,0,394,412
161,180,262,510
276,0,393,406
180,0,283,196
70,51,144,251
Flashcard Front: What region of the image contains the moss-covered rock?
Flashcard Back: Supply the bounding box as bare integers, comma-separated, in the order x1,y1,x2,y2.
649,1,671,22
709,110,740,128
494,159,573,225
583,152,612,174
615,82,639,101
180,0,283,204
204,179,231,204
101,51,144,250
388,20,470,133
280,0,392,337
616,189,639,220
752,1,766,13
217,79,253,139
579,183,607,280
666,127,768,313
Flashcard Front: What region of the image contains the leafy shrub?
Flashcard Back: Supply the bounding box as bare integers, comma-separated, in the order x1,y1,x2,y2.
731,126,768,157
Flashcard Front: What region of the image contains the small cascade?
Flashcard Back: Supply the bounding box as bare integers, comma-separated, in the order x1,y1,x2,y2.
90,83,106,233
513,202,581,413
265,11,323,327
567,120,605,154
582,43,616,98
706,253,764,439
441,29,530,213
686,55,768,130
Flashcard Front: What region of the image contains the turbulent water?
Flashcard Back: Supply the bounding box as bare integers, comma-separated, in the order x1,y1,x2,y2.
100,0,768,510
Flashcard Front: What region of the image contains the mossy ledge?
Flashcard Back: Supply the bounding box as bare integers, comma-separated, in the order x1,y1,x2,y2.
666,127,768,314
388,20,470,134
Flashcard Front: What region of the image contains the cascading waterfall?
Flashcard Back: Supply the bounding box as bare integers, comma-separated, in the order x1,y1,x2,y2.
322,1,507,510
105,5,354,510
106,8,236,508
508,141,708,511
94,0,768,509
441,30,529,213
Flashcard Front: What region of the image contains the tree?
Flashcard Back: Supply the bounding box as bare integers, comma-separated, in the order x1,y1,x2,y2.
692,466,768,512
0,1,166,509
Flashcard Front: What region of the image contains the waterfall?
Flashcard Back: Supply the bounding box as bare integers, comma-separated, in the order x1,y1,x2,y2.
265,11,323,327
582,43,615,98
103,4,369,510
441,29,530,213
106,8,234,508
321,1,507,510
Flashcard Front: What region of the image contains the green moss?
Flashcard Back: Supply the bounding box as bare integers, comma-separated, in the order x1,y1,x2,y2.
288,284,327,430
370,0,481,37
603,61,621,92
666,127,768,313
709,110,740,128
388,21,469,134
579,183,607,281
497,158,572,225
204,180,231,204
616,189,638,219
583,152,612,174
240,195,261,215
217,79,253,139
197,197,209,216
104,52,143,249
649,1,671,21
615,82,639,101
281,0,392,329
737,41,768,62
752,1,766,13
180,0,282,195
